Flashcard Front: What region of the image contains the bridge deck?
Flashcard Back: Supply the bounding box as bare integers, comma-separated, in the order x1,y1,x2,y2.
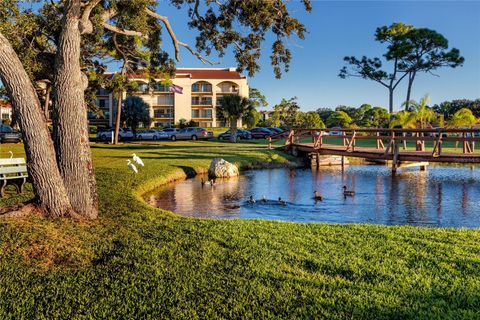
294,143,480,163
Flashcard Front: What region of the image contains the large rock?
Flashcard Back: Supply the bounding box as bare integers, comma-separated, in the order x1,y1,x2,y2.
208,158,239,178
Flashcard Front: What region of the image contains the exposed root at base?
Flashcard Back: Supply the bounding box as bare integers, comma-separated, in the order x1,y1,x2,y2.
0,203,43,219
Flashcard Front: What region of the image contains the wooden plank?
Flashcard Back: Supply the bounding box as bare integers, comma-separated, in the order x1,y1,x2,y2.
0,174,28,180
0,158,26,165
0,165,27,174
346,131,356,152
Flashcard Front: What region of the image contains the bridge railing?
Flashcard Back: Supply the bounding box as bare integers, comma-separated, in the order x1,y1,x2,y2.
268,128,480,156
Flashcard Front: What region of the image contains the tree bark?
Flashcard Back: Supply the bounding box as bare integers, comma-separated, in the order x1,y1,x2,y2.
114,93,122,144
0,32,73,217
43,84,51,121
388,88,394,115
230,117,238,143
53,0,98,219
405,71,416,111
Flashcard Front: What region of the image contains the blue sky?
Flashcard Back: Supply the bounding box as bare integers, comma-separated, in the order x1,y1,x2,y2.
151,0,480,111
20,0,480,112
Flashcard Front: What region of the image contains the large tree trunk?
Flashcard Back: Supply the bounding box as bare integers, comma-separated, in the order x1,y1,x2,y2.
0,32,73,217
405,71,416,111
114,93,122,144
53,0,98,219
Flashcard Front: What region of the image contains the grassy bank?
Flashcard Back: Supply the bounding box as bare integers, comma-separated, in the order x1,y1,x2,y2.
1,141,480,319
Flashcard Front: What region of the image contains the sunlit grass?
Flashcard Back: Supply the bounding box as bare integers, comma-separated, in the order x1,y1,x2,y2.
0,141,480,318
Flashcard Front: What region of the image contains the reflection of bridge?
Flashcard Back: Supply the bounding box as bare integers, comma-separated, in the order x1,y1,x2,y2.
268,128,480,173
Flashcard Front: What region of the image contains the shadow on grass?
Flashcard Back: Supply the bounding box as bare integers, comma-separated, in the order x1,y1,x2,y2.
175,165,200,178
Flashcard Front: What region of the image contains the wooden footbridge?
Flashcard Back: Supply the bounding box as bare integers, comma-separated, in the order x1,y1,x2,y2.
268,128,480,173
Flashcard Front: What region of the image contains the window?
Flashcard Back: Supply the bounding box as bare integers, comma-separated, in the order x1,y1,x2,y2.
97,88,111,95
192,109,213,119
201,83,212,92
217,82,238,93
192,83,212,92
153,84,170,92
154,108,173,118
157,94,174,105
191,96,212,105
137,83,149,92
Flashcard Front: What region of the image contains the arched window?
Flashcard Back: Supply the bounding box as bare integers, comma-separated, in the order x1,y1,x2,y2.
192,81,212,93
216,81,239,94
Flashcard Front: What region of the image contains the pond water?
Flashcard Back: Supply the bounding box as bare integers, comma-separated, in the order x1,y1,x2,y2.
144,164,480,228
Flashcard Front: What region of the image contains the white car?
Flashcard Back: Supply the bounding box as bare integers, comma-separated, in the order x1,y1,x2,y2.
136,130,168,140
161,128,179,138
96,128,135,141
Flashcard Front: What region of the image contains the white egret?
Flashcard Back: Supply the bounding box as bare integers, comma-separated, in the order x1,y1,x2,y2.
132,153,145,167
127,160,138,174
8,151,13,159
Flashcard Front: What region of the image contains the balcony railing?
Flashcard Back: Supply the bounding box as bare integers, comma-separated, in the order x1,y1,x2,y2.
216,88,239,94
153,114,174,119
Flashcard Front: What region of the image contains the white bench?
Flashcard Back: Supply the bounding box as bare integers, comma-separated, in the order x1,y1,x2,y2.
0,158,28,197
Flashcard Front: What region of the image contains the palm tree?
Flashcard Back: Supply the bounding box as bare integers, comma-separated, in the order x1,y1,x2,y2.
403,94,438,151
389,110,417,129
218,95,251,142
404,94,437,129
447,108,477,128
390,110,417,149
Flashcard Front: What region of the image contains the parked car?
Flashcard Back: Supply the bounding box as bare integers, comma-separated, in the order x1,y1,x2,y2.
161,128,179,138
136,129,168,140
218,129,252,141
249,127,273,139
96,128,135,141
170,127,214,141
328,127,342,136
0,124,22,143
267,127,283,134
428,127,448,138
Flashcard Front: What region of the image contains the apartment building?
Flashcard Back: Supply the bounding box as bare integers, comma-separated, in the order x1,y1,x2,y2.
93,67,249,128
0,100,12,124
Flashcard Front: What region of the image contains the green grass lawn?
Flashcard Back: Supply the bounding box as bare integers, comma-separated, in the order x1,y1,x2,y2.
1,141,480,319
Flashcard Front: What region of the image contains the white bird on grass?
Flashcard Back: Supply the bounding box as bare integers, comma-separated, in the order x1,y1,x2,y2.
127,160,138,174
132,153,145,167
8,151,13,159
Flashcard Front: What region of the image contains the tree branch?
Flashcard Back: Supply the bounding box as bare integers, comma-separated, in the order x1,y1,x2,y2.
102,21,145,38
145,8,218,65
80,0,101,34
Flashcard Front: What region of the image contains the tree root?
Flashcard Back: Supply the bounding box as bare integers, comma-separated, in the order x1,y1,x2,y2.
0,203,43,219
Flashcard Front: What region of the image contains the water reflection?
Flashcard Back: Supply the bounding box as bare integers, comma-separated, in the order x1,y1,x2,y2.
144,165,480,228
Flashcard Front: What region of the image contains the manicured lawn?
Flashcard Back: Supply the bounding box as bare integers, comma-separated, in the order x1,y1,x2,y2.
1,141,480,319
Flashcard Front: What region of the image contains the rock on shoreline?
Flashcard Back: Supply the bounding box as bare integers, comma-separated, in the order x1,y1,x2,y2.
208,158,239,178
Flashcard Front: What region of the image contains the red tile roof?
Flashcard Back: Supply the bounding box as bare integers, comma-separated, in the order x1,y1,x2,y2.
0,100,12,108
176,68,245,79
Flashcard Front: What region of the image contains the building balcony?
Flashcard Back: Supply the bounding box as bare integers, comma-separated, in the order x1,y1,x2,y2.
153,115,174,119
191,103,213,107
216,89,239,94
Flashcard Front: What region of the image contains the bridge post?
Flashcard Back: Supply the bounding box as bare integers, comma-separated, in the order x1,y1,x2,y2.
392,135,399,174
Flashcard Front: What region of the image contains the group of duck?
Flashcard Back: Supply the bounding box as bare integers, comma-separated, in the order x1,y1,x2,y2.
200,178,217,186
245,186,355,206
